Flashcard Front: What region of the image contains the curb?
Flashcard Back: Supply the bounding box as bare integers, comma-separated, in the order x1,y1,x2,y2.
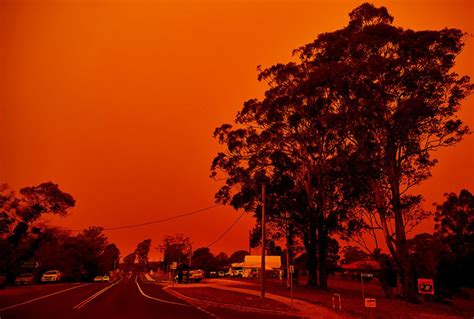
163,285,306,318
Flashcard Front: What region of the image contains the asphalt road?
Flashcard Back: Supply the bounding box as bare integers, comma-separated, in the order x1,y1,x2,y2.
0,273,295,319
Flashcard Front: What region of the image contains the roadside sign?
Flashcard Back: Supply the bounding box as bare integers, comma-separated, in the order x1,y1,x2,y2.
171,262,178,270
364,298,376,308
289,265,294,273
417,278,434,295
21,261,40,269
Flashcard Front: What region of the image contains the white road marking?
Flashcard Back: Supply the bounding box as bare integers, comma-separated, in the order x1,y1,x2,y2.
0,283,89,312
135,275,217,318
73,277,123,310
194,305,218,318
134,275,189,307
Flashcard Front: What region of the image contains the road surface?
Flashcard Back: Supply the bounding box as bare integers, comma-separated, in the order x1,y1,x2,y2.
0,273,295,319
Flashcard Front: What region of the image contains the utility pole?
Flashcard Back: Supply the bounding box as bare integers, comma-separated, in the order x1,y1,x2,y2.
261,184,266,300
189,244,192,268
249,230,252,255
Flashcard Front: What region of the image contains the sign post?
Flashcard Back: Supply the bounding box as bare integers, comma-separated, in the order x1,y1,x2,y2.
417,278,434,304
289,265,294,306
360,273,373,303
417,279,434,295
360,273,374,316
171,262,178,287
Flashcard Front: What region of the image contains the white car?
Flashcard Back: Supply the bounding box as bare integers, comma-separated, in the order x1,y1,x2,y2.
41,270,62,283
93,276,103,282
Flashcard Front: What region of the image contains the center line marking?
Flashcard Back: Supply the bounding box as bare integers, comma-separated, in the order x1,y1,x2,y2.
73,277,123,310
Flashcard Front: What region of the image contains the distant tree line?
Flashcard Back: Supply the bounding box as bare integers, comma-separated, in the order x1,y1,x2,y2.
0,182,120,282
154,233,250,273
211,2,473,300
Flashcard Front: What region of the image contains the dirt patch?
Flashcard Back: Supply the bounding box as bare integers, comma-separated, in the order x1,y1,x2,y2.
171,286,296,312
224,278,473,319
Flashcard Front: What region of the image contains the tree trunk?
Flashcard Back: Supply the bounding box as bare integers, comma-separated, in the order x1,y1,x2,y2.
303,222,318,286
391,183,416,300
317,223,328,290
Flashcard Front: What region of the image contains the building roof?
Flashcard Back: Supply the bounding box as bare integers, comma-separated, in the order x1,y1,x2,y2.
341,260,381,270
242,255,281,270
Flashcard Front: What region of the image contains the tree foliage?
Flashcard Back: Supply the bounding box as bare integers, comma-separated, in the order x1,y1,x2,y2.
211,2,472,294
0,182,77,281
191,247,216,272
341,245,370,265
159,233,192,271
228,250,249,264
434,190,474,289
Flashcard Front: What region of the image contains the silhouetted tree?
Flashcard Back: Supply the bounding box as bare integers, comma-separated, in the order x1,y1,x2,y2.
341,245,370,265
296,3,471,296
434,190,474,289
0,182,75,280
123,252,136,272
99,243,120,273
228,250,249,264
135,239,152,271
211,2,472,293
191,247,216,272
215,252,229,269
159,234,191,272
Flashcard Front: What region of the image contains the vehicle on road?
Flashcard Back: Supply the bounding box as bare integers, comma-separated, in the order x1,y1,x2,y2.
208,271,217,278
15,273,34,285
41,270,62,283
188,269,204,283
94,274,110,282
218,271,226,277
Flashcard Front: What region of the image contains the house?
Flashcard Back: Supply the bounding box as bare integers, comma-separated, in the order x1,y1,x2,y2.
341,260,381,280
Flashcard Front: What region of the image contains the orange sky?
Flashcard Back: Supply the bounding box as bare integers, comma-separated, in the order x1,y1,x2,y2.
1,0,473,260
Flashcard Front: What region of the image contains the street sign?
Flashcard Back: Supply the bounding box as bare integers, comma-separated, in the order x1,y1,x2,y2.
364,298,376,308
21,261,40,269
417,278,434,295
171,262,178,270
289,265,294,274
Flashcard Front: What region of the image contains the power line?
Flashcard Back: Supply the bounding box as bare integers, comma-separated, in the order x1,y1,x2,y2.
206,212,245,248
70,204,221,232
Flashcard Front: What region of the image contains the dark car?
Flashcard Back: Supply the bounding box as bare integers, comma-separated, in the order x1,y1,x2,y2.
15,273,34,285
0,274,6,289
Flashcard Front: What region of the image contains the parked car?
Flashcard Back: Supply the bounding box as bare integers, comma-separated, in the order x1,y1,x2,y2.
15,273,34,285
41,270,62,283
227,268,244,278
208,271,217,278
218,271,226,277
